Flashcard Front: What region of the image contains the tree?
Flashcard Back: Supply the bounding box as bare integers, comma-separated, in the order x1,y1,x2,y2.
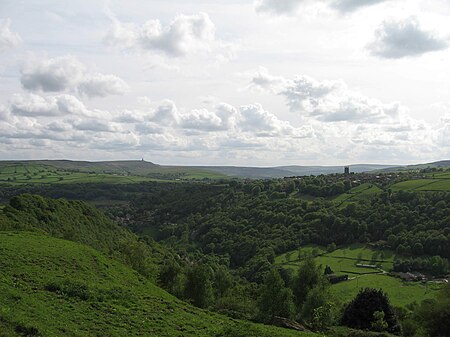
341,288,401,335
258,269,294,323
414,284,450,337
159,259,182,294
292,257,324,309
302,285,332,324
184,264,214,308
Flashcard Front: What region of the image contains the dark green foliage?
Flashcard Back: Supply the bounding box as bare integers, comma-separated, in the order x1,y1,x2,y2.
159,259,183,294
15,324,41,337
258,269,294,323
292,258,325,309
184,264,214,308
341,288,401,335
302,286,332,324
45,280,91,301
413,284,450,337
215,322,273,337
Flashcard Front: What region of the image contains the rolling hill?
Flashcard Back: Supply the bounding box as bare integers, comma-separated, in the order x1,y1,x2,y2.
0,159,449,182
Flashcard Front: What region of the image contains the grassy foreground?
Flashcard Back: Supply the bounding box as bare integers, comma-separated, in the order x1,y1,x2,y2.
0,232,316,337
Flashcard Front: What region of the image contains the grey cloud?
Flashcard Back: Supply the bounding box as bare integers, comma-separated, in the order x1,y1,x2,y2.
179,108,223,131
20,56,129,97
9,94,60,116
72,119,116,132
331,0,388,13
135,122,163,135
0,18,21,52
78,74,129,97
254,0,305,15
368,17,448,59
149,100,180,126
46,121,72,132
116,110,144,124
255,0,388,15
21,56,85,92
0,104,10,120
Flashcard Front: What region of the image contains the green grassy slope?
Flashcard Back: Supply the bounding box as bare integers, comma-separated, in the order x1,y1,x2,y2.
0,232,315,337
0,194,168,280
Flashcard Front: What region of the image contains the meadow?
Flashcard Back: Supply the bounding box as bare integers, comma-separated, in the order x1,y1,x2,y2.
0,163,223,184
275,244,441,308
333,183,383,204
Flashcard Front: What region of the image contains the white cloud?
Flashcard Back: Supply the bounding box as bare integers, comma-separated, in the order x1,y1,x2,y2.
78,73,129,97
239,103,296,136
148,100,180,126
179,108,223,131
0,18,21,52
20,55,129,97
252,70,407,123
9,93,88,117
10,93,61,116
105,12,233,59
367,16,449,59
71,118,117,132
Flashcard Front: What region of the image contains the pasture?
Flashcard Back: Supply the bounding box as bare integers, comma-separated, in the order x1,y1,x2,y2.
274,244,440,307
333,183,383,204
0,162,223,184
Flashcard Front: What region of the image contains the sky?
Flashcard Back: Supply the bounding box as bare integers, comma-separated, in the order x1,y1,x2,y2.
0,0,449,166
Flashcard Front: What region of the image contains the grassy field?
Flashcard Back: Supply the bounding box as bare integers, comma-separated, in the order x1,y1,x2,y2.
330,274,441,307
277,244,394,274
0,232,315,337
333,183,383,204
390,179,437,191
416,179,450,191
275,244,440,308
0,162,223,184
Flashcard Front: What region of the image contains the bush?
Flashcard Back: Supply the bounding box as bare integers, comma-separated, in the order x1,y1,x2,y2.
45,280,91,301
341,288,401,335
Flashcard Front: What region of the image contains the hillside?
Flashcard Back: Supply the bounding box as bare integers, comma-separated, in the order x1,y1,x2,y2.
378,160,450,173
0,161,225,183
0,232,314,337
193,164,397,178
1,160,449,181
0,194,171,279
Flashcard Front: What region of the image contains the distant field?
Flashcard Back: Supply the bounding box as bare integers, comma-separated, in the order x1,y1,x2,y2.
391,177,450,191
416,179,450,191
276,244,394,274
333,183,383,204
425,171,450,179
275,244,441,307
0,163,224,184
